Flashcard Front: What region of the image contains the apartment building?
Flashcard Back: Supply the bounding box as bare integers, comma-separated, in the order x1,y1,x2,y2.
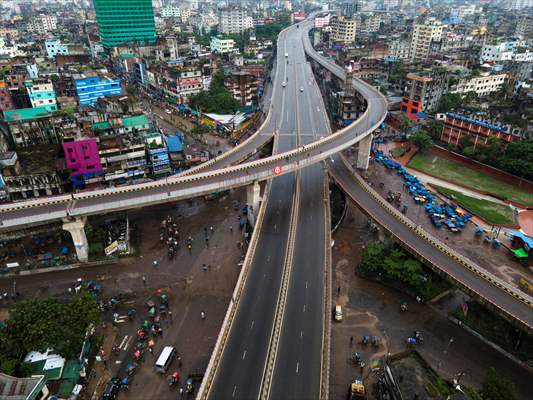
219,7,253,34
45,39,68,58
210,36,236,54
161,6,181,18
479,40,532,63
74,75,122,106
410,19,444,61
401,71,448,114
0,82,15,111
176,70,203,101
389,39,410,60
25,80,57,109
314,14,330,29
330,16,357,44
515,16,533,39
27,14,57,34
0,37,25,58
450,73,507,97
225,71,259,107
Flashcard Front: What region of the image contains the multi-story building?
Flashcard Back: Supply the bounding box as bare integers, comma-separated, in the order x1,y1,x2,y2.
25,80,57,110
144,133,170,177
410,19,444,61
92,115,150,138
93,0,157,48
440,112,518,148
161,6,181,18
479,40,532,63
219,7,253,34
508,0,533,10
97,135,147,184
176,70,203,100
330,16,357,44
401,71,448,114
210,36,236,54
515,16,533,39
389,39,410,60
314,13,330,29
0,82,15,112
0,37,26,58
45,39,69,58
225,71,259,107
63,138,104,188
450,73,507,97
74,75,123,106
27,14,57,34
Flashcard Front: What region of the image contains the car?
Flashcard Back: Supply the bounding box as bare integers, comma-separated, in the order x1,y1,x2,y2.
300,87,304,92
334,304,343,322
101,378,121,400
282,81,287,87
284,52,289,58
165,109,172,114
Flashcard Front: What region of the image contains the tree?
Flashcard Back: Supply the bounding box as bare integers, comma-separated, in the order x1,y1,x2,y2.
498,81,513,101
409,130,432,152
359,241,385,275
188,69,240,114
399,117,410,133
481,368,516,400
438,93,463,112
498,139,533,181
0,290,100,376
426,119,444,140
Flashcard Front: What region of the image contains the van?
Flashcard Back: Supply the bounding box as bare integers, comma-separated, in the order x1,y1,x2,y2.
334,305,343,322
155,346,176,373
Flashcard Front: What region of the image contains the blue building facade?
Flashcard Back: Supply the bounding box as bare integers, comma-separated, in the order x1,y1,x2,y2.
74,76,122,106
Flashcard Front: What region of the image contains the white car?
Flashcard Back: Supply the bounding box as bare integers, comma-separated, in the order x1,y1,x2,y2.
284,52,289,58
282,81,287,87
165,109,172,114
300,87,304,92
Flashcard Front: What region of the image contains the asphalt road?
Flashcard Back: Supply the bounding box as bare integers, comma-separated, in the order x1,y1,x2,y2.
268,58,330,399
207,26,300,399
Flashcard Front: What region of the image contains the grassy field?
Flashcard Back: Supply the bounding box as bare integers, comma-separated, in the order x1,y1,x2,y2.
408,153,533,206
433,185,516,226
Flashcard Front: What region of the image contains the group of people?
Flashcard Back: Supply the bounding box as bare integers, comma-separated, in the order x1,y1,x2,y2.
160,216,181,258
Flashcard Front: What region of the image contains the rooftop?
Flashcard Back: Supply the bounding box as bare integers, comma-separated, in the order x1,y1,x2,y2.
0,373,46,400
3,106,54,122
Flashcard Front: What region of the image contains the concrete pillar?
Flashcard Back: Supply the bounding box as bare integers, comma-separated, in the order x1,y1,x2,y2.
356,133,373,170
63,216,89,262
246,181,261,225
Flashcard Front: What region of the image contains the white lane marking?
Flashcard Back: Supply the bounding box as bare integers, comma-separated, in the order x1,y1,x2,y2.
242,350,247,360
251,320,255,329
303,304,306,313
305,281,308,289
232,385,237,398
119,335,128,349
296,362,300,373
300,331,303,339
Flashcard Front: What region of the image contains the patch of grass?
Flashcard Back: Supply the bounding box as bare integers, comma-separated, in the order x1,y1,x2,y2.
391,147,407,158
408,153,533,206
432,185,516,225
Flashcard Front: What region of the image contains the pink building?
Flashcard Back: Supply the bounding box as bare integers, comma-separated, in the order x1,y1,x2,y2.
63,138,103,187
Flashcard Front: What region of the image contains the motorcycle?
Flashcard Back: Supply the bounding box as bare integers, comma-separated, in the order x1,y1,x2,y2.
168,371,180,386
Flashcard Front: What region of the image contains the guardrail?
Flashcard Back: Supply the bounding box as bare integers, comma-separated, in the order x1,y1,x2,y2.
332,155,533,331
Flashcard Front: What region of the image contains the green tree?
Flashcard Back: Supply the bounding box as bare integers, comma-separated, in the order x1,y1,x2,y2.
498,139,533,181
438,93,462,112
359,241,385,274
426,119,444,140
410,130,432,152
481,368,516,400
498,81,513,101
189,69,240,114
389,60,404,82
0,290,100,376
399,117,410,132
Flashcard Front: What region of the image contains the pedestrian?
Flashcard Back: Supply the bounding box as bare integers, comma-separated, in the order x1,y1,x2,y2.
168,311,173,320
153,260,159,267
350,336,353,345
142,275,146,287
210,226,214,233
337,286,341,294
205,236,209,246
202,264,207,272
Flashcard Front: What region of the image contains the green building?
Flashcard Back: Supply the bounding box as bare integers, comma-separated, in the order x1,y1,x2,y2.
93,0,156,48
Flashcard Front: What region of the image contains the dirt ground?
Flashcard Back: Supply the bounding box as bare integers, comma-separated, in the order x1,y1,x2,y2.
329,203,533,400
344,147,533,293
0,188,248,400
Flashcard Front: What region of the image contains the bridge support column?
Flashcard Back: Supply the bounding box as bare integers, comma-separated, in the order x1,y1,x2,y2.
356,133,373,170
63,216,89,262
246,181,261,225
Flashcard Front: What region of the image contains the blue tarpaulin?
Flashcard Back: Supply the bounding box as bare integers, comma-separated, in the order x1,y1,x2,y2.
509,230,533,249
166,136,183,152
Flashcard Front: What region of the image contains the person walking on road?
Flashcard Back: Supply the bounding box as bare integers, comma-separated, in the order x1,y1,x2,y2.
142,275,146,287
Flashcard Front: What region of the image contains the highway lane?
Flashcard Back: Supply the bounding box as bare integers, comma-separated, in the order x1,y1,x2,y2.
268,59,330,399
207,26,302,399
